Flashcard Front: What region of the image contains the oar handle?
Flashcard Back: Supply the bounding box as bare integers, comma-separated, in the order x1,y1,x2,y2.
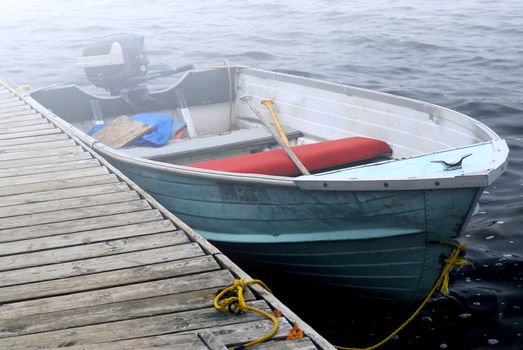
261,99,290,147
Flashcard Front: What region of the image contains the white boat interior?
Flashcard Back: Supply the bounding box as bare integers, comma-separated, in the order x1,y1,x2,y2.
29,67,508,190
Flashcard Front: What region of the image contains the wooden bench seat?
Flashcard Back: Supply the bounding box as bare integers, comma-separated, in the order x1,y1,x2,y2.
119,127,303,162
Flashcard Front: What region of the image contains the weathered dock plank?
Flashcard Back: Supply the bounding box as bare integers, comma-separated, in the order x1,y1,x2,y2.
44,333,210,350
0,287,244,337
0,243,204,287
3,319,296,350
0,164,108,186
0,200,152,230
0,102,25,109
0,300,271,347
0,81,330,349
0,209,162,242
0,127,62,140
0,269,231,318
0,114,45,126
0,104,31,115
193,319,295,348
0,220,176,255
0,231,188,271
41,329,317,350
0,145,84,161
0,190,140,218
0,117,49,129
0,110,40,121
0,97,22,105
256,338,319,350
0,132,68,146
0,138,76,152
0,182,127,208
0,173,118,197
0,121,55,134
0,158,101,179
0,149,90,168
0,255,220,303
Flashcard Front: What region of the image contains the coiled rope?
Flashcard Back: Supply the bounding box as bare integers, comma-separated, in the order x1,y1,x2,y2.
213,278,279,349
335,241,468,350
15,84,31,94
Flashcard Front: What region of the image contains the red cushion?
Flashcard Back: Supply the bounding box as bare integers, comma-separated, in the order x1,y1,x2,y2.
188,137,392,176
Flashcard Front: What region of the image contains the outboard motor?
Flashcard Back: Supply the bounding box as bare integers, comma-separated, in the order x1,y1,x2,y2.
77,34,149,96
76,34,193,109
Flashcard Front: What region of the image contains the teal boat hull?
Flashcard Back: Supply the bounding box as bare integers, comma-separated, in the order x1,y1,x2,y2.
213,235,446,302
112,158,480,303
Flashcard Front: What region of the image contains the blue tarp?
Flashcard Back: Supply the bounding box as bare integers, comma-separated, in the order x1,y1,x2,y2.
88,113,184,147
131,113,173,147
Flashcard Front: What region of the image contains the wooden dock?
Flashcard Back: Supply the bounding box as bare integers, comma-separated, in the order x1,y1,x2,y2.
0,81,334,350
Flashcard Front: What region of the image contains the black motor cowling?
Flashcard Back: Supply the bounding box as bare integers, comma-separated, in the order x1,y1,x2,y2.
78,34,149,95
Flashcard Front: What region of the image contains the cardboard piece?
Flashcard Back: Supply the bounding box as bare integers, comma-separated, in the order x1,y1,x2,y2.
92,116,153,148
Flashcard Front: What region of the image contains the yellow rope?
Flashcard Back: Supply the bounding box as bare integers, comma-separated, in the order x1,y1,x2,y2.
214,278,279,349
15,84,31,94
335,241,467,350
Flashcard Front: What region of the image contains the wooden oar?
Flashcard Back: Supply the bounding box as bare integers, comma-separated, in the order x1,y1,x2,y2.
240,95,310,175
261,99,290,147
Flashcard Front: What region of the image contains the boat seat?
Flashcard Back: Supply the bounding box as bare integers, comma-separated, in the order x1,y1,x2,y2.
119,127,303,161
188,137,392,176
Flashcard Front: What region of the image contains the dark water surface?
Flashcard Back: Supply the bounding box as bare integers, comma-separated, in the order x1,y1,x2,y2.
1,1,522,349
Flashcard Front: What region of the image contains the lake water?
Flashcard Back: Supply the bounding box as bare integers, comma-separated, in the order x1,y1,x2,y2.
1,1,522,349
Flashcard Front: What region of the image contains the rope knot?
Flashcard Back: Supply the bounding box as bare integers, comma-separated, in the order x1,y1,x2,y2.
438,242,469,294
214,278,278,348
